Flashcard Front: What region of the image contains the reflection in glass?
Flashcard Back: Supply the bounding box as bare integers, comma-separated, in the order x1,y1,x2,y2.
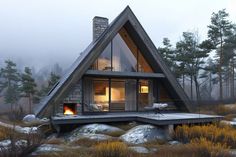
92,43,112,71
84,78,109,112
110,80,125,111
138,50,153,73
90,27,154,73
112,30,137,72
125,79,137,111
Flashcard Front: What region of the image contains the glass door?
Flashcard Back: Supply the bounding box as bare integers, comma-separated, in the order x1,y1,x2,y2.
110,80,125,111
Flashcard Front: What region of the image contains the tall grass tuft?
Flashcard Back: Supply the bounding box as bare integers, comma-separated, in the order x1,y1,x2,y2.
95,141,129,157
175,124,236,148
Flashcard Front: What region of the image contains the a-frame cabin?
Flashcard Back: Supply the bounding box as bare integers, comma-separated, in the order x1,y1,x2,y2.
34,6,195,118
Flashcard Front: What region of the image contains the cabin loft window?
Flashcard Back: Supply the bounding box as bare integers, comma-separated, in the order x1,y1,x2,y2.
90,27,153,73
112,31,137,72
92,43,112,71
63,103,76,115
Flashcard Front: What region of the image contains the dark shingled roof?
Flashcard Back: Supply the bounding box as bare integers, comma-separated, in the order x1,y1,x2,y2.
34,6,193,118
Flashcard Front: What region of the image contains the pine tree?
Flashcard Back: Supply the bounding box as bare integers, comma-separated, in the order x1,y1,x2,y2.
223,25,236,98
207,9,234,101
0,60,20,111
48,72,60,89
176,32,196,98
21,67,37,113
158,38,176,71
39,72,60,97
176,32,210,100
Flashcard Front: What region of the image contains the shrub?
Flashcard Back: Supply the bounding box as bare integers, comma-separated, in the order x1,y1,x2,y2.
224,114,236,121
175,124,236,148
0,126,10,140
213,105,236,116
35,147,94,157
45,137,64,145
95,141,129,157
69,138,101,147
0,125,43,157
154,137,231,157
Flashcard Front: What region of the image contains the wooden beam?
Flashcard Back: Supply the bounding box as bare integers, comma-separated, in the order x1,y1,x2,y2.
85,70,165,78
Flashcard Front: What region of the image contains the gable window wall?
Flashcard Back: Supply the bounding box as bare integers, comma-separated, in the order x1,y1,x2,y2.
91,27,153,73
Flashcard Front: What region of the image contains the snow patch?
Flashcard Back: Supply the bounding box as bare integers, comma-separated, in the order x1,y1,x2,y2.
31,144,63,155
0,121,38,134
0,139,28,150
72,123,123,134
0,140,11,147
68,133,112,142
23,114,37,122
23,114,49,123
168,140,181,145
15,126,38,134
15,140,28,147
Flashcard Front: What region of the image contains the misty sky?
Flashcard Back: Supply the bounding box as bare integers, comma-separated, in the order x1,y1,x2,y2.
0,0,236,71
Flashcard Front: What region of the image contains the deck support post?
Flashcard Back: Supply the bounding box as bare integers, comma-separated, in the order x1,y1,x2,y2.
164,124,174,139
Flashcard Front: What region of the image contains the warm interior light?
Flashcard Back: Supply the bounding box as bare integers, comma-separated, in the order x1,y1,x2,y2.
140,85,149,93
64,106,75,115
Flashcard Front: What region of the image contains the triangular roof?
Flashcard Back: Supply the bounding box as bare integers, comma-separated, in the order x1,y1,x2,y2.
34,6,193,117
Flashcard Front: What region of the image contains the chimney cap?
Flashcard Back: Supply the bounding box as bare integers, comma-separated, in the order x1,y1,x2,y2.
93,16,109,20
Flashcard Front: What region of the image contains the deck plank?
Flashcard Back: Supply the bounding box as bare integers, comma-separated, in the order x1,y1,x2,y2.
52,113,223,126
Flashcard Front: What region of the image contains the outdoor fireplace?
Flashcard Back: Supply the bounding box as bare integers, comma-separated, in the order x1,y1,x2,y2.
63,103,76,115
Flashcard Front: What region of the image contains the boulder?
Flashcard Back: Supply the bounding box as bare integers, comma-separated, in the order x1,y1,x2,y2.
16,126,38,134
22,114,38,123
23,114,49,123
221,120,236,127
72,123,124,135
0,139,28,150
168,140,181,145
0,140,11,147
40,117,49,123
67,124,122,142
129,146,149,154
120,125,167,144
15,140,28,147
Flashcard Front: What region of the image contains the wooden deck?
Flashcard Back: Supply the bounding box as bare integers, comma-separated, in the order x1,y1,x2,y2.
51,112,223,126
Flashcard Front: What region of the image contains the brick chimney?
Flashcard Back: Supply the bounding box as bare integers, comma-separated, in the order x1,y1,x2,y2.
93,16,109,41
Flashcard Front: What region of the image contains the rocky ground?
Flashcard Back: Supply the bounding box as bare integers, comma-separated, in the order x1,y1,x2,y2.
2,113,236,156
28,122,180,156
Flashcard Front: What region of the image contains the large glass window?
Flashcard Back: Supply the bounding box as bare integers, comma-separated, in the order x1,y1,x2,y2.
90,27,153,73
92,43,112,71
125,79,137,111
112,29,137,72
110,80,125,111
138,50,153,73
83,78,109,112
83,77,140,112
138,80,154,111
